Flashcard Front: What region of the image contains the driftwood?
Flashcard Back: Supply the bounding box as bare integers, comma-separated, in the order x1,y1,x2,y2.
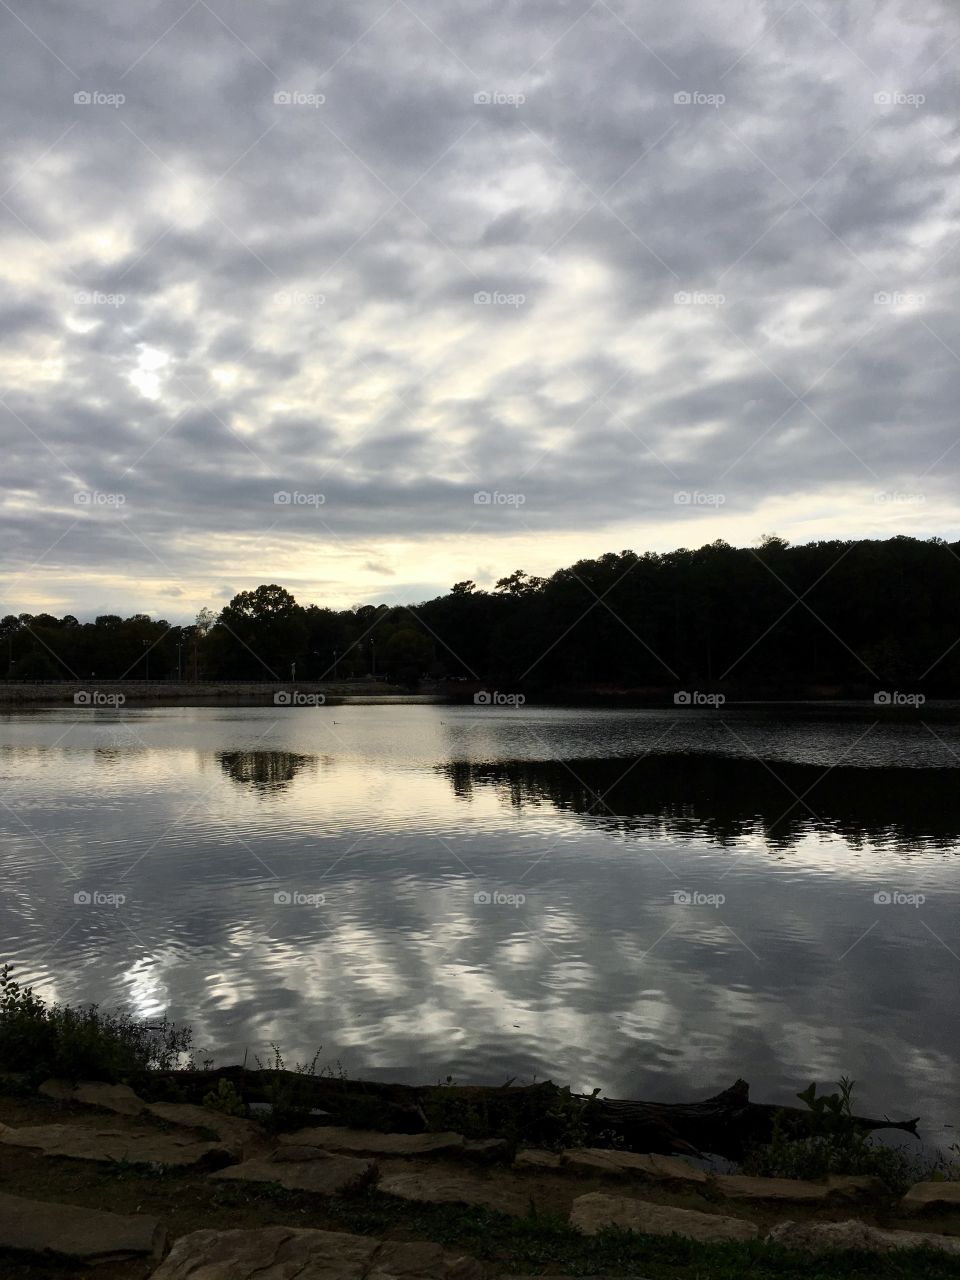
144,1068,920,1161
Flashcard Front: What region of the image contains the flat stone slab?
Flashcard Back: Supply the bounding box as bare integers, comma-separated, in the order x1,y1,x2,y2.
463,1138,511,1163
146,1101,266,1158
0,1191,165,1262
901,1181,960,1212
563,1149,708,1185
150,1226,486,1279
38,1079,146,1116
280,1126,466,1157
209,1152,376,1196
378,1169,532,1216
768,1218,960,1255
715,1174,880,1202
514,1149,563,1171
0,1121,230,1168
570,1192,758,1242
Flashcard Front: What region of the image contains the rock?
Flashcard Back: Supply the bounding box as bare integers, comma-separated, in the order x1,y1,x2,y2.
38,1079,146,1116
279,1126,466,1157
563,1149,708,1185
0,1121,230,1168
463,1138,511,1164
0,1191,163,1261
715,1174,879,1202
570,1192,758,1242
150,1226,486,1279
378,1169,532,1216
146,1101,266,1159
900,1181,960,1213
209,1152,376,1196
768,1218,960,1255
514,1148,563,1171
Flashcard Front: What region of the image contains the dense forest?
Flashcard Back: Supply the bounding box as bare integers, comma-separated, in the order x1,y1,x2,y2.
4,535,959,694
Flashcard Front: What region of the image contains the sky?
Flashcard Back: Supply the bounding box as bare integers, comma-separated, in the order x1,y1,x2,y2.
1,0,958,623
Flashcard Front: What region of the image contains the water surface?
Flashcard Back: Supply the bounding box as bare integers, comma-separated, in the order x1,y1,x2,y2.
2,703,958,1146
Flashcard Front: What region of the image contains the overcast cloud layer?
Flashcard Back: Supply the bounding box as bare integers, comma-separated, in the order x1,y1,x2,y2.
2,0,959,619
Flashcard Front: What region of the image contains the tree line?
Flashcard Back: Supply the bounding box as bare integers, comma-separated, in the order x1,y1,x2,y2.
3,535,959,693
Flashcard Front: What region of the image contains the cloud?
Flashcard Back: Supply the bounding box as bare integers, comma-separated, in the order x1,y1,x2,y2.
1,0,959,618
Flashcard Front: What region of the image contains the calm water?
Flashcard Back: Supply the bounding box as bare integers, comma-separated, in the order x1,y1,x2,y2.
2,703,959,1145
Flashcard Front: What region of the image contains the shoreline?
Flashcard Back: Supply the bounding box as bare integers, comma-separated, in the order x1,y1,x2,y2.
0,678,955,710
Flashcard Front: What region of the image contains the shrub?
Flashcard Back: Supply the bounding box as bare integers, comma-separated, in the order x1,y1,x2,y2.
0,965,192,1082
742,1077,960,1194
203,1077,248,1116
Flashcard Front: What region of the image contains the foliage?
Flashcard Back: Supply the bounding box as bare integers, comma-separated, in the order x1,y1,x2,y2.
203,1077,248,1117
253,1043,324,1131
7,536,960,692
0,965,192,1082
742,1077,960,1194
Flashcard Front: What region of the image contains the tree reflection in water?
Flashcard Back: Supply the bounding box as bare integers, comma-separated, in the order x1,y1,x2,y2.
217,750,317,793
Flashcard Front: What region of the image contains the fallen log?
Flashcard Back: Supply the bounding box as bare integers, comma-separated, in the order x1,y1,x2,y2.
591,1079,920,1158
140,1068,920,1160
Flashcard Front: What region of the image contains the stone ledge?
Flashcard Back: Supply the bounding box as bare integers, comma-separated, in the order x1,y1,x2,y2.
279,1125,466,1157
714,1173,882,1202
0,1120,231,1168
150,1226,486,1280
562,1148,708,1184
378,1169,533,1217
0,1191,165,1262
768,1218,960,1254
900,1181,960,1213
38,1079,147,1115
570,1192,759,1242
209,1152,376,1196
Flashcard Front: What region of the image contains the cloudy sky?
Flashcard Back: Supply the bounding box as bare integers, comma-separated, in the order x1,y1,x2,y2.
2,0,958,621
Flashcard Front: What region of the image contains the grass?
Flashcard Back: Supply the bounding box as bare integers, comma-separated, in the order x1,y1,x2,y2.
315,1191,960,1279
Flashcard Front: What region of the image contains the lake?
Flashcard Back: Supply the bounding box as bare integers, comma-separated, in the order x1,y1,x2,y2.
2,702,959,1147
